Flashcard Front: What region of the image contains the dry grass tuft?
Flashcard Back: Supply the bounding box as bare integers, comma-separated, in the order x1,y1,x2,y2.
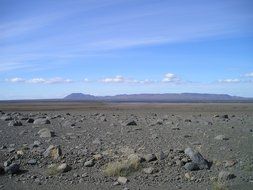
103,154,141,176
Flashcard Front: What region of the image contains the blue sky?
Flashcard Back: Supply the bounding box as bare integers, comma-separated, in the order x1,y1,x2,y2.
0,0,253,99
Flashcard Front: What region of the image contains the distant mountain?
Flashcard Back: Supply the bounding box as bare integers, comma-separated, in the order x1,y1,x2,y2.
64,93,96,100
63,93,252,102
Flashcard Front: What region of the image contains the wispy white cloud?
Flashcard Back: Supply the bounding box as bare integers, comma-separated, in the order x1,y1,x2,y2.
5,77,26,83
218,78,241,83
245,72,253,77
100,75,126,83
5,77,73,84
162,73,180,83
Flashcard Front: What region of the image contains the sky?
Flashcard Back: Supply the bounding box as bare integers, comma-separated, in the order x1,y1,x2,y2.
0,0,253,100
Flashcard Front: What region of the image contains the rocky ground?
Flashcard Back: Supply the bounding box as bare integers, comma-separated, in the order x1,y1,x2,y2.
0,102,253,190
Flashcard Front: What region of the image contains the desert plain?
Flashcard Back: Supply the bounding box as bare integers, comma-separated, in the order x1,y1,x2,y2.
0,102,252,190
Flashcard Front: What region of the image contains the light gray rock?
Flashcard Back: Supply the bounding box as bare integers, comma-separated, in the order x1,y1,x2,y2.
27,159,37,165
117,176,128,184
143,154,157,162
38,128,54,138
57,163,71,173
34,118,50,125
8,120,22,126
84,159,95,167
218,171,235,181
215,135,229,140
143,167,156,174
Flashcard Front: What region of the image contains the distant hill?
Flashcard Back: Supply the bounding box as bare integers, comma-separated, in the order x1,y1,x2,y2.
63,93,253,102
64,93,96,100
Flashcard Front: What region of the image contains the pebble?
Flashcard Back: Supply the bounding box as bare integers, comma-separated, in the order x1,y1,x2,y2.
84,159,95,167
27,159,37,165
34,118,50,125
143,154,157,162
215,135,229,140
218,171,235,181
117,176,128,184
143,167,156,174
38,128,54,138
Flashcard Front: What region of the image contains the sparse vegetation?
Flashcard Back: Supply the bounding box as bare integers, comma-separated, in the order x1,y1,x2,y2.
46,164,60,176
242,162,253,172
212,181,228,190
103,155,141,176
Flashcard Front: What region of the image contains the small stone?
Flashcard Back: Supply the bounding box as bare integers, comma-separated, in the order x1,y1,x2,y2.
215,135,229,140
184,148,209,169
143,167,156,174
218,171,235,181
4,163,20,174
38,128,54,138
27,159,37,165
156,150,166,160
43,145,62,160
93,154,102,160
143,154,157,162
224,160,237,167
113,181,120,186
125,120,137,126
184,162,199,171
4,160,11,167
26,118,34,123
185,172,191,179
34,118,50,125
0,166,5,175
84,159,95,167
8,120,22,126
17,150,24,156
57,163,71,173
176,160,184,166
117,176,128,184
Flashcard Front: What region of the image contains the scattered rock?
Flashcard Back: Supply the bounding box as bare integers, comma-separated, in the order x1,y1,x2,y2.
218,171,236,181
125,120,137,126
184,148,209,170
4,163,20,174
117,176,128,184
43,145,62,160
26,118,34,123
184,162,199,171
84,159,95,167
38,128,54,138
8,120,22,126
224,160,237,167
27,159,37,165
215,135,229,140
143,167,156,174
0,166,4,175
0,116,13,121
143,154,157,162
57,163,71,173
34,118,50,125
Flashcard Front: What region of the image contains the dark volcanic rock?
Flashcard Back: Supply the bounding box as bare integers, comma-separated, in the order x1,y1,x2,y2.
4,163,20,174
184,162,199,171
125,120,137,126
8,120,22,126
184,148,209,170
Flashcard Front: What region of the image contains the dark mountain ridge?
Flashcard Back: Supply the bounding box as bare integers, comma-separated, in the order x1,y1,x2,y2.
64,93,252,102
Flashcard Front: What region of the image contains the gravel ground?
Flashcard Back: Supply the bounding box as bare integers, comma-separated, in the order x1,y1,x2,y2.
0,102,253,190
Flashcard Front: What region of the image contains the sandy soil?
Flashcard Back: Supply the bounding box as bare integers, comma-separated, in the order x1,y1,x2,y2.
0,102,252,190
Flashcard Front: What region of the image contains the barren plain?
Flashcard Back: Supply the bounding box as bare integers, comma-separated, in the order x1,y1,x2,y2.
0,102,252,190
